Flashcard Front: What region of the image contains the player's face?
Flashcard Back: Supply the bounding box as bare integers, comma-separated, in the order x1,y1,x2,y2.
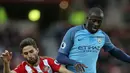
22,45,39,65
87,13,103,34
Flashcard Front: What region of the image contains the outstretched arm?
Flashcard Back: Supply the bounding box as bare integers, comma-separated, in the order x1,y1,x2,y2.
0,50,16,73
57,52,79,66
103,32,130,63
109,48,130,63
59,65,73,73
3,63,16,73
57,52,87,73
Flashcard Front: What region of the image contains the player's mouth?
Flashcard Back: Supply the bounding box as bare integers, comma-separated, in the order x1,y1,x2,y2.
92,25,99,31
29,58,35,61
92,27,98,31
92,28,97,31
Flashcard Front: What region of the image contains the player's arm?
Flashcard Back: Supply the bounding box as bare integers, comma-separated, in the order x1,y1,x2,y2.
58,65,73,73
56,28,87,73
56,28,79,66
103,33,130,63
0,50,17,73
3,63,16,73
4,63,17,73
47,58,73,73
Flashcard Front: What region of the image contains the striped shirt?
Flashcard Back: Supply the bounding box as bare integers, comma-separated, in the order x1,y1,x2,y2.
14,57,61,73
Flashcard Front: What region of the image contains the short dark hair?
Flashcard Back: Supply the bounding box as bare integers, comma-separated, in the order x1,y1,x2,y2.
20,38,37,53
88,7,104,17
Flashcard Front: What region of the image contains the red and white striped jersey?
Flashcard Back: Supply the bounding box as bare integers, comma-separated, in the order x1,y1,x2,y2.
13,57,61,73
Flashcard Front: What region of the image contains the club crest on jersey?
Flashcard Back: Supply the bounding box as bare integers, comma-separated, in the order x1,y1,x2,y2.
97,38,102,44
60,42,66,49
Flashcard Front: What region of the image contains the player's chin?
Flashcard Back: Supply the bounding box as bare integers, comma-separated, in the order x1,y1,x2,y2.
27,59,36,63
91,30,98,34
28,60,37,64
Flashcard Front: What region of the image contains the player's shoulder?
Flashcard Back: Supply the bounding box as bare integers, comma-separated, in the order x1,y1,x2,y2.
14,61,26,70
18,61,26,66
40,56,55,61
99,29,110,38
68,25,84,32
99,30,107,35
40,56,58,64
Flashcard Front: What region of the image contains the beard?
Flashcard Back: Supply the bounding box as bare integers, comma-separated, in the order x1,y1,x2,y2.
26,55,39,65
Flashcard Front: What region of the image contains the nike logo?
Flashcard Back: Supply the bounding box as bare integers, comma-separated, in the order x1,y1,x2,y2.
77,37,87,41
78,38,83,41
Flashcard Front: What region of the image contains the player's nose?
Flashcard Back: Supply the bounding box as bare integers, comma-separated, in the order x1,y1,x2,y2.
28,53,32,57
94,22,99,26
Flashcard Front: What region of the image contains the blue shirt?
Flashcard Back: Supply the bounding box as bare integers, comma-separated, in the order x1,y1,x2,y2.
58,25,116,73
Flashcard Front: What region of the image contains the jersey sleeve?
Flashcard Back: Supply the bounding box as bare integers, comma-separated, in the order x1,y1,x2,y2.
13,62,25,73
58,28,74,55
102,33,116,52
47,58,61,72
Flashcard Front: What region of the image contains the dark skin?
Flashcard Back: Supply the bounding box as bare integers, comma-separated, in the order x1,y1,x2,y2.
86,12,104,34
74,10,104,73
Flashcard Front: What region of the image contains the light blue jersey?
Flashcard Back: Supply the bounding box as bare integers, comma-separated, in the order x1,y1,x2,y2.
58,25,116,73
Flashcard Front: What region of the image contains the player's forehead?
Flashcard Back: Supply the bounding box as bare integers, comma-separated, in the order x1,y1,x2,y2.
89,12,104,19
88,15,103,20
22,45,35,52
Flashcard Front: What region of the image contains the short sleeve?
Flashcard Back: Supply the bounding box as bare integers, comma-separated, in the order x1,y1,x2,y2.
103,33,116,52
47,58,61,72
58,28,74,55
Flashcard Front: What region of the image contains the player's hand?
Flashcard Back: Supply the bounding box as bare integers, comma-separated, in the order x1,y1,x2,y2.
74,63,87,73
0,50,12,64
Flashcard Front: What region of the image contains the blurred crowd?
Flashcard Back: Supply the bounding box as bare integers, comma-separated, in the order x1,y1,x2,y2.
0,0,130,73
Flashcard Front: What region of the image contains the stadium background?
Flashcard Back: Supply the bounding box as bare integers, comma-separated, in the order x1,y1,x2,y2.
0,0,130,73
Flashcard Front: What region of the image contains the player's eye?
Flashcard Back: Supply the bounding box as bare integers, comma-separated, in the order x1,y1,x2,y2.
90,19,102,24
91,19,96,22
24,52,28,55
29,50,34,53
97,20,101,23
